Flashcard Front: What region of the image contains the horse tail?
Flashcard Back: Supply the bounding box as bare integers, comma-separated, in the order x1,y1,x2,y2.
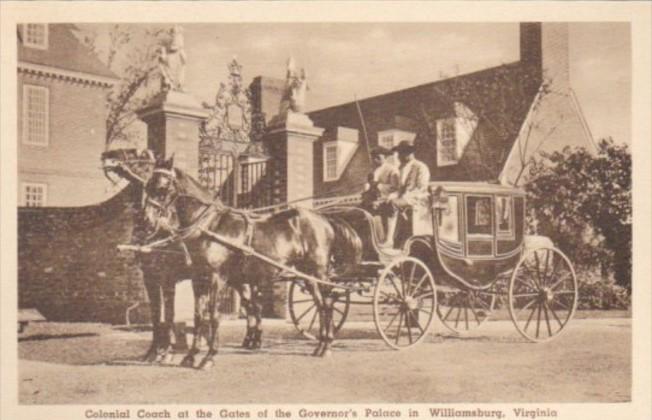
328,216,363,270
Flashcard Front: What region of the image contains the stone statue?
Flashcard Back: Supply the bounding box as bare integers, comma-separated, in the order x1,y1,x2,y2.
279,57,308,114
158,25,187,92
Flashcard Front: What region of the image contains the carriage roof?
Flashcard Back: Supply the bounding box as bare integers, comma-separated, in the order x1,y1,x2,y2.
429,181,526,197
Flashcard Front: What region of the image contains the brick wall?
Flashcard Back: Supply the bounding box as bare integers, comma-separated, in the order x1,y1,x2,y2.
17,72,112,206
18,183,147,324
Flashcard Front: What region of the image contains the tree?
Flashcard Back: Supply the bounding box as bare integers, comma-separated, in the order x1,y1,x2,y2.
76,24,169,147
525,138,632,293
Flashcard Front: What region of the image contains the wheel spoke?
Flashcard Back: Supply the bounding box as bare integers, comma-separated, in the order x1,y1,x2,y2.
406,313,413,344
414,291,434,300
515,275,538,292
549,272,572,291
418,307,434,316
382,310,401,334
546,302,564,328
464,306,469,330
387,273,404,299
512,293,539,298
533,252,544,289
292,298,314,304
442,303,455,322
554,290,576,295
454,306,462,328
535,303,542,338
395,311,404,344
332,306,345,316
523,303,538,332
515,297,538,319
521,262,541,289
542,301,553,337
407,262,417,296
407,310,425,334
542,249,551,287
307,308,318,332
296,303,316,322
410,274,429,297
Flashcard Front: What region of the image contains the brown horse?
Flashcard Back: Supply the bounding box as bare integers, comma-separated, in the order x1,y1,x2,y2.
102,149,192,364
141,157,362,368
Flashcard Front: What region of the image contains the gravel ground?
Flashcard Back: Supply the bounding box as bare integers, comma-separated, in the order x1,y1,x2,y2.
18,316,631,404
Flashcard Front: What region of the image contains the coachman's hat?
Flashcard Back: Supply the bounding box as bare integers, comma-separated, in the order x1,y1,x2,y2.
393,140,415,154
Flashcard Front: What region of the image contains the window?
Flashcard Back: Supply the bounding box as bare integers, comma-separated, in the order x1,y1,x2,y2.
496,196,514,235
22,183,47,207
466,196,493,235
438,195,460,243
23,24,48,49
22,85,49,146
437,118,457,166
324,143,338,181
380,134,394,150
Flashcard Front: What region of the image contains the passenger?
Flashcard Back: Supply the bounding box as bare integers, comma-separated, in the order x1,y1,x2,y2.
361,146,399,246
385,140,431,248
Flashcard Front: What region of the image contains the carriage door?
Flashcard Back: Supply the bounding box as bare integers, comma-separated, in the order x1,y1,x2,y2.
465,195,494,257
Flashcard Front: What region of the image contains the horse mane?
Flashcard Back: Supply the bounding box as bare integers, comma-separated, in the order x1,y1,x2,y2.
173,167,218,206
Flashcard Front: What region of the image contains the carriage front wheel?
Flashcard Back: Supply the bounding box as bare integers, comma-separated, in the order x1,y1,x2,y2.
289,280,350,341
373,256,437,350
508,247,578,343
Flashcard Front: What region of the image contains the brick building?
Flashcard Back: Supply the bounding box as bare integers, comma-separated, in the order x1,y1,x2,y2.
251,23,596,198
18,23,118,207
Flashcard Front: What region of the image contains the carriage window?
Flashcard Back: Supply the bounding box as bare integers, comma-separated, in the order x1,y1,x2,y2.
496,196,513,234
466,196,492,235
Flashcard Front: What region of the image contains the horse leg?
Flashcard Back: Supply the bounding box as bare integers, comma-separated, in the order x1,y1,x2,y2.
180,277,205,368
156,278,176,364
320,291,336,358
142,272,161,363
237,283,255,349
250,284,263,350
307,281,326,357
197,273,221,370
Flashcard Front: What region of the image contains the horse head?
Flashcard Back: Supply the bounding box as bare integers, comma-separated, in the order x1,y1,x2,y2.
101,148,156,186
142,155,182,234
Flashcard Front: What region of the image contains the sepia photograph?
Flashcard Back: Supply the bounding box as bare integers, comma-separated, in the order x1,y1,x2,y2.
1,2,650,420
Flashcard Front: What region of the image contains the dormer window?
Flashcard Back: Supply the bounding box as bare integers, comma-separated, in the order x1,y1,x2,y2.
23,24,48,49
436,102,478,167
323,142,338,182
376,128,416,152
322,127,359,182
436,118,457,166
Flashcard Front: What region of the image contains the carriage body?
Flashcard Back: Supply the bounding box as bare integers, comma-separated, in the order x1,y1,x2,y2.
406,182,527,291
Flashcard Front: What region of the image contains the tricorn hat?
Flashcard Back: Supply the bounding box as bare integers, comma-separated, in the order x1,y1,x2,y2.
393,140,415,154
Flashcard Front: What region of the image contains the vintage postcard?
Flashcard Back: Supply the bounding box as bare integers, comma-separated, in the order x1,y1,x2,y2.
1,2,650,420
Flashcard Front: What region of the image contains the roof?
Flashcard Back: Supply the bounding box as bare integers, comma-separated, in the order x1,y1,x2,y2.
429,181,526,196
18,24,118,80
308,62,542,196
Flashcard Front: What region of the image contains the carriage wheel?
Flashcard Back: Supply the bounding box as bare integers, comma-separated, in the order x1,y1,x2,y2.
436,288,496,335
508,247,577,343
288,280,350,341
373,256,437,350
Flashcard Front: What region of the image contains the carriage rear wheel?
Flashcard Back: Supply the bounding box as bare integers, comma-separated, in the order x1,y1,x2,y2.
288,280,350,341
508,247,578,343
373,256,437,350
436,288,496,335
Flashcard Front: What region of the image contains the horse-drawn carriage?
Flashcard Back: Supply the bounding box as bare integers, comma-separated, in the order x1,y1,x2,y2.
288,182,578,348
107,151,578,364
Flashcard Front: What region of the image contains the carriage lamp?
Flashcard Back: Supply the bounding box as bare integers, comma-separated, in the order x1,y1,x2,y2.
431,186,449,226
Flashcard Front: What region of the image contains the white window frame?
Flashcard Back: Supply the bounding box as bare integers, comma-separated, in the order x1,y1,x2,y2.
21,182,48,207
323,142,338,182
23,24,49,50
436,117,457,166
22,84,49,147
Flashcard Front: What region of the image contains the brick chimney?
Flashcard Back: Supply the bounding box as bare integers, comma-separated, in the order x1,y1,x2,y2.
249,76,286,125
520,22,570,87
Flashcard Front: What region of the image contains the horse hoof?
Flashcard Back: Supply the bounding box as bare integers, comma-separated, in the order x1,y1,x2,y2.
320,349,333,358
142,351,157,363
162,352,175,364
312,345,323,357
197,359,214,371
180,356,195,368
